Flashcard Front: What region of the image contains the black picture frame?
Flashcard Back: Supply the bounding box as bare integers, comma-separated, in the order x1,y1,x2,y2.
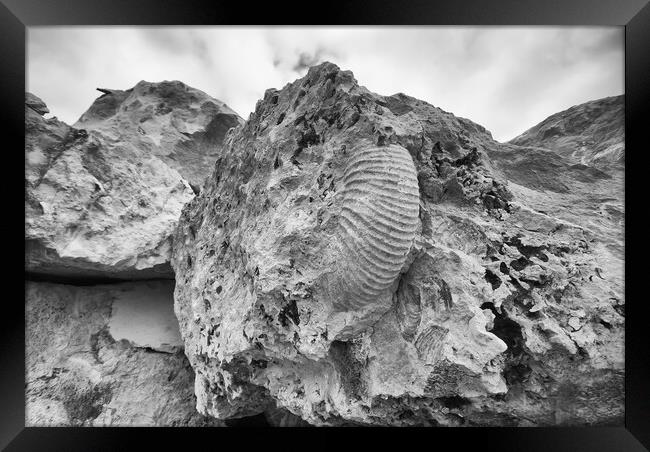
4,0,648,450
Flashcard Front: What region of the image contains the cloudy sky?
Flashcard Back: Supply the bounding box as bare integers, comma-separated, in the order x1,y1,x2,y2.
27,27,623,142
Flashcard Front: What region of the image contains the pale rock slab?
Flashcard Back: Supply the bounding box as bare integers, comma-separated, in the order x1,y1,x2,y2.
107,281,183,353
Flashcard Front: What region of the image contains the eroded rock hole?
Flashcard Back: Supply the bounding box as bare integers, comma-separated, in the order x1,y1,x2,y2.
484,269,502,290
278,299,300,327
297,126,320,150
481,302,531,386
329,340,366,400
509,256,530,272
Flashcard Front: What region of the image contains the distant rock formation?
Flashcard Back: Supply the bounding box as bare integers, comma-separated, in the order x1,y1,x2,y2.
25,87,242,280
509,95,624,170
172,62,624,426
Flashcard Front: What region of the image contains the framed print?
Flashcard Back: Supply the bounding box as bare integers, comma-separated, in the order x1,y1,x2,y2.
2,0,648,450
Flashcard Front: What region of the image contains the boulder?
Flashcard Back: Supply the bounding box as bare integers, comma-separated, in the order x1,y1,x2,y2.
75,82,243,191
25,85,242,280
171,62,624,426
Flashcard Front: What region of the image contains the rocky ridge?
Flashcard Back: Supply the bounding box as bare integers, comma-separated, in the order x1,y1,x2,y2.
171,62,624,426
509,95,624,170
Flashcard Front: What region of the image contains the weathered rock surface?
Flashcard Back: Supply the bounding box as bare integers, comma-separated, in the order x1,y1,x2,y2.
26,92,49,115
25,281,223,426
75,82,243,191
25,86,241,280
509,95,624,170
172,62,624,426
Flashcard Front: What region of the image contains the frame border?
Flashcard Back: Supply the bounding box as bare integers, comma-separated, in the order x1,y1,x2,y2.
4,0,648,449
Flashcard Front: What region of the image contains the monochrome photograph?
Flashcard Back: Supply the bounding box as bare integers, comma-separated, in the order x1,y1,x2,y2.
24,26,624,427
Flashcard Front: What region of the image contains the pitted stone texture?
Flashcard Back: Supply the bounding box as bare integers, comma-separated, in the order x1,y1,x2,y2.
172,62,623,426
25,281,223,426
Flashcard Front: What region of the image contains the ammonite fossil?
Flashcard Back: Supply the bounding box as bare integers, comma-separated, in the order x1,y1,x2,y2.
334,144,420,310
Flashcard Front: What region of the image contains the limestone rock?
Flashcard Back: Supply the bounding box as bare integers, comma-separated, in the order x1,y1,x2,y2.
25,85,240,280
26,92,49,115
509,95,624,170
75,81,244,190
25,281,223,426
172,62,623,425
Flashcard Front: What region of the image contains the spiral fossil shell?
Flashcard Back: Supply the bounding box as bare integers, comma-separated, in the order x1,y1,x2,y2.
335,144,420,309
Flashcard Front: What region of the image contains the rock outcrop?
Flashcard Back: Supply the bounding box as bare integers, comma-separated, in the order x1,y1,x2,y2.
509,95,624,170
25,86,241,426
25,281,223,426
25,87,242,280
172,63,624,426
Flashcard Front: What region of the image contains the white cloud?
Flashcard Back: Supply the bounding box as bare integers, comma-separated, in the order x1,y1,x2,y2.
27,26,623,141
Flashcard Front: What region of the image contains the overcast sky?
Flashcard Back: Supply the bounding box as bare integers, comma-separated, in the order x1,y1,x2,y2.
27,26,623,142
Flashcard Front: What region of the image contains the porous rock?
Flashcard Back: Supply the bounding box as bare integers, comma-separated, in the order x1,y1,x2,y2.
172,62,623,425
25,281,223,426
